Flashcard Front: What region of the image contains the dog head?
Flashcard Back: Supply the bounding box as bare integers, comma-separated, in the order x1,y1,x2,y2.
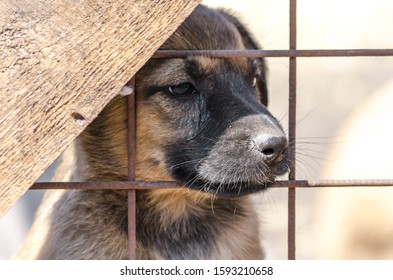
135,5,289,197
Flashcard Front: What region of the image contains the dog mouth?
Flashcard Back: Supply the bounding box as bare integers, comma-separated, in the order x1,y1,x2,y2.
199,181,273,198
178,157,289,197
185,175,282,198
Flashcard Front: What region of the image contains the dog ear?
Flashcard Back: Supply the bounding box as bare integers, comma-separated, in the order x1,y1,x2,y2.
217,9,268,106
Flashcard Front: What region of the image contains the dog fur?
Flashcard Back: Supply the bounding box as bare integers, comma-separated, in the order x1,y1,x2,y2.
17,5,288,260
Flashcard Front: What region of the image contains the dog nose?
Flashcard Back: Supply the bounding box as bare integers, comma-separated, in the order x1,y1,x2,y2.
257,135,288,163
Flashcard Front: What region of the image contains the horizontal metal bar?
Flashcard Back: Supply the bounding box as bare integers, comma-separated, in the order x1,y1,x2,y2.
30,179,393,190
275,180,393,188
30,181,179,190
153,49,393,58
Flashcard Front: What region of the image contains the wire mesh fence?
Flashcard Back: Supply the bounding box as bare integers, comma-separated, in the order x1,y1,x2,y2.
28,0,393,260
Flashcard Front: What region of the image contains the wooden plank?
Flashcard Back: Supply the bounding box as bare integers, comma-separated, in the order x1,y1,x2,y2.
0,0,201,217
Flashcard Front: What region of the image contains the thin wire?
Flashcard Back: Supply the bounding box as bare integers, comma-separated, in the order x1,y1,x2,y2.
288,0,297,260
152,49,393,58
31,179,393,190
127,77,137,260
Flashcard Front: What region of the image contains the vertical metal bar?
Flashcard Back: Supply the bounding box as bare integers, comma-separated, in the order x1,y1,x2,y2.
127,77,137,260
288,0,297,260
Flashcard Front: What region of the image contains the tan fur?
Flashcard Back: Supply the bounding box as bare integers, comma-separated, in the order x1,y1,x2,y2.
194,57,221,73
146,189,209,218
135,98,180,182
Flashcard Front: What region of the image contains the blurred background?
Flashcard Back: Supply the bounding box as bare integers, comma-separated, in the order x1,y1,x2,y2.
1,0,393,259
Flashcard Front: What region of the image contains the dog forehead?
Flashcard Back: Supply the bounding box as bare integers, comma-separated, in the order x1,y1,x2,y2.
186,56,251,79
162,6,245,51
143,56,251,86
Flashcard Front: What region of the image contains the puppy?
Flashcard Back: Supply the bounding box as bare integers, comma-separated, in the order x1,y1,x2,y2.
17,5,289,260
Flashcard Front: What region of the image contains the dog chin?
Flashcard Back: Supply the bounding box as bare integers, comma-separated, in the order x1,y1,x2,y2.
188,179,274,198
191,165,289,197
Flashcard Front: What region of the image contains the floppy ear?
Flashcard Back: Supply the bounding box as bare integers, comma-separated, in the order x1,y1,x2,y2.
217,10,269,106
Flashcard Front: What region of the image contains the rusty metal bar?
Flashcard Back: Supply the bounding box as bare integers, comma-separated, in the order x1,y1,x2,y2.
127,77,137,260
288,0,297,261
279,180,393,188
30,179,393,190
31,181,179,190
152,49,393,58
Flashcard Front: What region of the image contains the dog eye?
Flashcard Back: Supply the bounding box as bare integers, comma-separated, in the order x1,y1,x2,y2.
168,83,197,96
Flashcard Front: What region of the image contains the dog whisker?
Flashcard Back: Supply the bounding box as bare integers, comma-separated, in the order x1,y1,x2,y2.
168,158,203,170
199,136,217,143
295,155,320,177
180,147,212,151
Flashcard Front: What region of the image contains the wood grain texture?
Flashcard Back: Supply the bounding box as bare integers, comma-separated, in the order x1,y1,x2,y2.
0,0,201,217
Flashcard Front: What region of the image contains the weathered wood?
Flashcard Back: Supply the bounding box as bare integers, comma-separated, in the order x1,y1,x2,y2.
0,0,201,217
